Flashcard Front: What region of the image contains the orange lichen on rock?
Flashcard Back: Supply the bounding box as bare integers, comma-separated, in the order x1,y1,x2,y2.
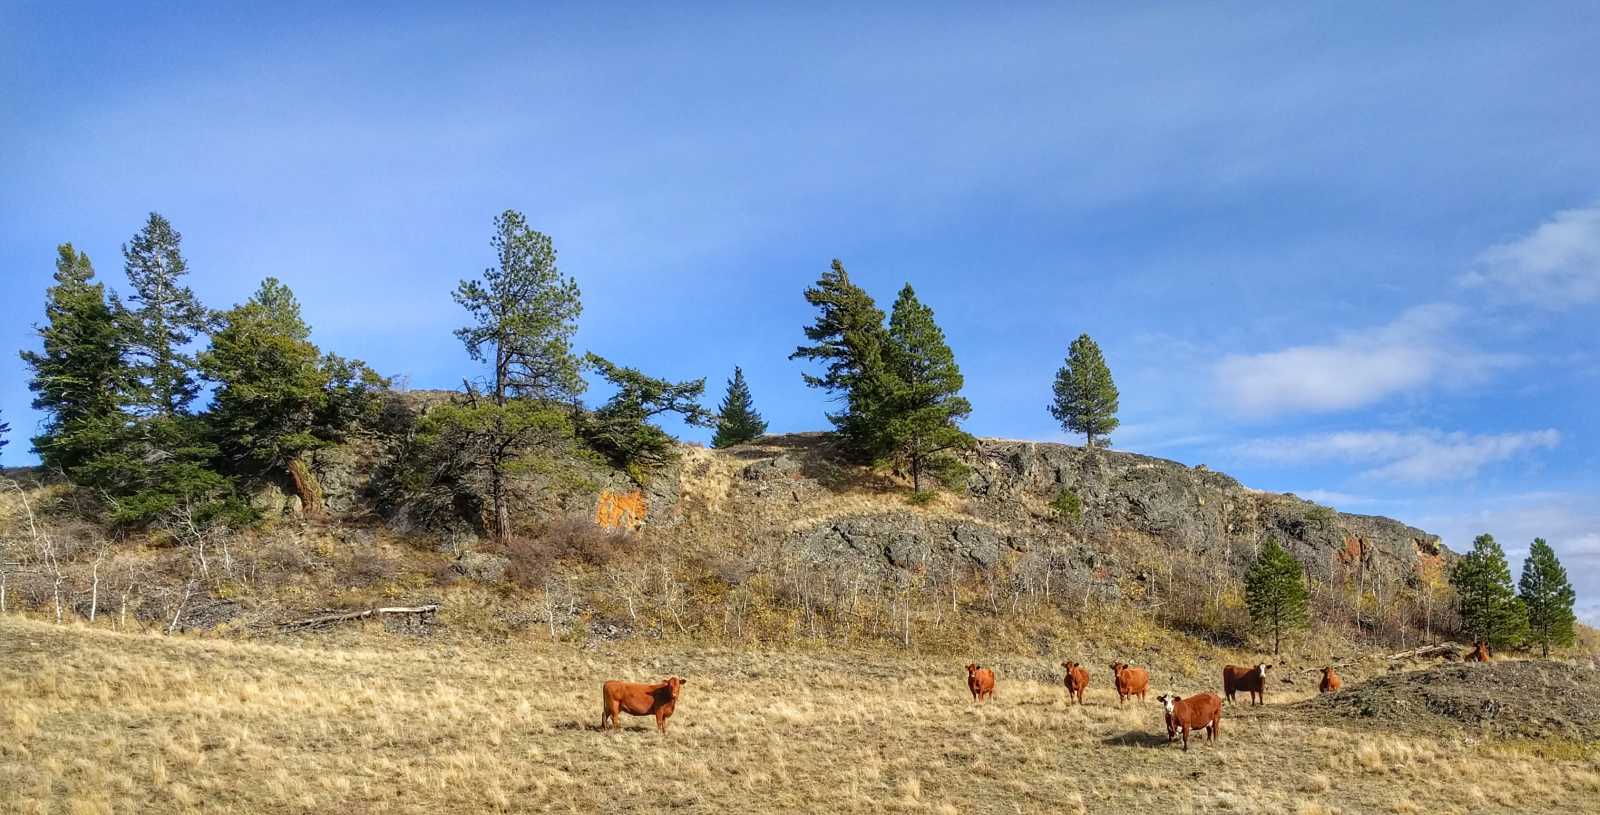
595,489,647,531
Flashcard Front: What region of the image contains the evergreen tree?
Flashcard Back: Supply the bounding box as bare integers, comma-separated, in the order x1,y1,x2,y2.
790,259,895,460
1518,538,1576,658
0,409,10,454
122,213,209,417
1450,533,1528,649
883,284,973,492
1049,334,1119,448
582,354,712,475
450,210,585,539
200,278,386,516
19,244,132,477
1245,538,1310,655
453,210,585,405
711,366,767,448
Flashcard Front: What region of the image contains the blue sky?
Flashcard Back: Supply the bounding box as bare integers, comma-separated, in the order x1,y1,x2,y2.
3,4,1597,618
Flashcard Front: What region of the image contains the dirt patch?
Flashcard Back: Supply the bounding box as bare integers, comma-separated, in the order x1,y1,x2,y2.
1304,660,1600,741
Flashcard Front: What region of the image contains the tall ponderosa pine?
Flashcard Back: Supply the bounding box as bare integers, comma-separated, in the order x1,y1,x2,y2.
1245,538,1310,655
454,210,584,406
19,244,132,478
1518,538,1576,658
200,278,386,516
790,260,894,460
1450,533,1528,649
450,210,585,539
1049,334,1119,448
711,367,767,448
123,213,209,417
883,284,973,492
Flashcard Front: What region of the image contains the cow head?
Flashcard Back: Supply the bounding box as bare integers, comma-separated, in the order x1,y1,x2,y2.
1156,694,1178,714
1320,666,1334,677
966,663,979,677
1256,663,1272,678
664,676,686,699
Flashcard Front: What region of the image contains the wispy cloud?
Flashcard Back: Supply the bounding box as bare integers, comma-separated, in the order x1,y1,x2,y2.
1233,428,1560,483
1462,204,1600,309
1212,304,1518,418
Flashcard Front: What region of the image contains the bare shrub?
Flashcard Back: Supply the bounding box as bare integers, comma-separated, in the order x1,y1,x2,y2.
338,550,402,587
490,517,641,587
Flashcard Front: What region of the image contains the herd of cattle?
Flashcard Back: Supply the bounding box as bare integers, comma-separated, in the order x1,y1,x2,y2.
599,641,1496,749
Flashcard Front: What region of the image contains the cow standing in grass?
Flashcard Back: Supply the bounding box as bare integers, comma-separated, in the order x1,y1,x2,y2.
1061,661,1090,705
966,663,996,703
1319,667,1342,694
1157,693,1222,751
1222,663,1271,705
601,676,686,734
1109,663,1148,705
1465,642,1490,662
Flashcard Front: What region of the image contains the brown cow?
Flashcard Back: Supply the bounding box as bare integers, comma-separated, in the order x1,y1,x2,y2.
1222,663,1271,705
1157,693,1222,751
1464,641,1490,662
966,663,996,703
1319,666,1342,694
600,676,686,734
1060,661,1090,705
1109,662,1149,705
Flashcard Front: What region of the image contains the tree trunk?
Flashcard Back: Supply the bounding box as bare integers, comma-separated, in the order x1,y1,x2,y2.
491,463,510,541
286,456,326,518
911,454,922,493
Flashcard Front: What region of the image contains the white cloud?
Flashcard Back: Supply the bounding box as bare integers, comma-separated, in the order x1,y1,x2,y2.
1463,204,1600,309
1234,428,1560,483
1213,303,1518,417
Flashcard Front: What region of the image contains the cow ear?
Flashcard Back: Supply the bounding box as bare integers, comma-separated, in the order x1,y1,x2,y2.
679,678,688,685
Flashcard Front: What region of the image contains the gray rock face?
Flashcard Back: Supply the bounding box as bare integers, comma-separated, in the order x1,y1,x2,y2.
770,438,1447,592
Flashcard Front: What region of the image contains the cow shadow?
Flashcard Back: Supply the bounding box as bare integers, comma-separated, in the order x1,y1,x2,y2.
559,721,653,734
1101,730,1171,748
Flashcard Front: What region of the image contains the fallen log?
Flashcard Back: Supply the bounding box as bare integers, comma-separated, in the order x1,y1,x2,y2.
1382,643,1460,661
279,604,439,631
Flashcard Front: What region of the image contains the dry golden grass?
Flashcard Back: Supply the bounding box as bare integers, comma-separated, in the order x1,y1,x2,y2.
2,617,1596,814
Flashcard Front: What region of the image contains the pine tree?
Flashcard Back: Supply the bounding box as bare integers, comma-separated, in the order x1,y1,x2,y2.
1049,334,1119,448
450,210,586,539
19,244,132,477
1518,538,1576,658
1451,533,1528,649
883,284,973,492
1245,538,1310,655
711,367,767,448
200,278,386,516
453,210,585,405
582,354,712,475
123,213,209,417
790,259,895,460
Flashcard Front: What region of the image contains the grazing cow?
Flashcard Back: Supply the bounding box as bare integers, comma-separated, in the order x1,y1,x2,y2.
966,663,996,703
1157,693,1222,751
1060,661,1090,705
1109,662,1149,705
1465,641,1490,662
1319,667,1342,694
1222,663,1271,705
600,676,686,734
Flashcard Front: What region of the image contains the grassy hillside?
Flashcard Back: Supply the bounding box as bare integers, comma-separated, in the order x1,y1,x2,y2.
3,617,1596,814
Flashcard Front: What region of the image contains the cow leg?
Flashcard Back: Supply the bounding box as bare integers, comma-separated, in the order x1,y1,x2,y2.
656,712,668,734
1182,725,1190,752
